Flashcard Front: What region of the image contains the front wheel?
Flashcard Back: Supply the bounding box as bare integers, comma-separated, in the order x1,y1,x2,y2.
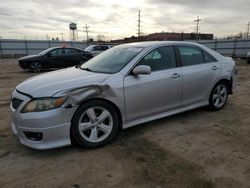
71,100,119,148
208,82,228,111
29,62,42,72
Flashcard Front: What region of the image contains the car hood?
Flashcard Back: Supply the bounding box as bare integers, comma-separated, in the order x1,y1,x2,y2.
19,55,40,60
16,67,110,97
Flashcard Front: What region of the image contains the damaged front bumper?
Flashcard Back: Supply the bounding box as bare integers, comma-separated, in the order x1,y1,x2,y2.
10,90,78,150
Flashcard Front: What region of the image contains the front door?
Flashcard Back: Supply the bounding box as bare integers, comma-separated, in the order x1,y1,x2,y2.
46,48,65,68
124,46,182,122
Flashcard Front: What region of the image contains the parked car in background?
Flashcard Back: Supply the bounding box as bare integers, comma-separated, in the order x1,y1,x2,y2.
11,41,237,150
85,45,112,56
18,46,93,72
247,51,250,64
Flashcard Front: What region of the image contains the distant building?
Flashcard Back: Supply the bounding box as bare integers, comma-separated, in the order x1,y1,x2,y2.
111,32,213,43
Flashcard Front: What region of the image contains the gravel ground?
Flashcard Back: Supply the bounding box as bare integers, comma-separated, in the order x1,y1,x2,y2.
0,58,250,188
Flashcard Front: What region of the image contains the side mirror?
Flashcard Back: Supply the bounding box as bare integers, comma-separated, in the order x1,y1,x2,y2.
46,53,52,57
132,65,151,75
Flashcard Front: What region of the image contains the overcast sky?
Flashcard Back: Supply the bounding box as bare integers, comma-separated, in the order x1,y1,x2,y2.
0,0,249,40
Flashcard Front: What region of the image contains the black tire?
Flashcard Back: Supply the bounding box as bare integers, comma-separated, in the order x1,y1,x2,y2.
71,100,119,149
247,60,250,64
29,62,42,72
208,82,229,111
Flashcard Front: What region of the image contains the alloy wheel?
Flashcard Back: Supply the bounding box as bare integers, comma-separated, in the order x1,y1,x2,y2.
78,106,113,143
30,62,42,72
212,84,227,108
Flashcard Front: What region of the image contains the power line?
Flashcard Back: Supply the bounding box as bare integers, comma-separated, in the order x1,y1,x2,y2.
137,10,142,37
194,16,202,40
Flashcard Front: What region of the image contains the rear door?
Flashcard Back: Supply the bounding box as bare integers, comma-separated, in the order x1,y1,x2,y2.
64,48,82,66
124,46,182,122
177,45,221,107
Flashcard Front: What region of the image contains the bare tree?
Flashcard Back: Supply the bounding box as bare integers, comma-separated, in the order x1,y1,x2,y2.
96,34,105,42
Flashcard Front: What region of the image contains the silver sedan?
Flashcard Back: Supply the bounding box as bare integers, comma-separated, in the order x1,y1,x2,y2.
10,41,237,149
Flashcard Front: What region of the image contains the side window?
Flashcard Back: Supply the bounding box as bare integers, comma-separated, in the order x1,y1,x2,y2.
93,46,101,51
138,46,176,71
144,50,162,60
100,46,109,50
178,46,204,66
48,49,64,56
203,50,217,63
65,48,78,54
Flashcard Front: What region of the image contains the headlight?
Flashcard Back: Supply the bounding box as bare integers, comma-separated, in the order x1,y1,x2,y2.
21,97,67,113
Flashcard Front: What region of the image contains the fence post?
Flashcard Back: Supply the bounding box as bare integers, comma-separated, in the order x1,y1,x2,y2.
24,38,28,55
48,40,51,48
233,37,237,58
214,38,217,51
0,40,2,58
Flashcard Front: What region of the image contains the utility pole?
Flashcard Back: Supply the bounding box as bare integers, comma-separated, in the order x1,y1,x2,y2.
60,31,64,41
76,30,79,41
247,21,250,38
194,16,202,40
137,10,142,38
85,24,89,45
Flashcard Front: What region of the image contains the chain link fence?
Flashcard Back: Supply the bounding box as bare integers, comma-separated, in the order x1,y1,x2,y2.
0,38,250,58
0,39,93,58
196,38,250,58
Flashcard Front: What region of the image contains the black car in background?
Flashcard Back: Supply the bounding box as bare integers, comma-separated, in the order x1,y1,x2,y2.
18,47,93,72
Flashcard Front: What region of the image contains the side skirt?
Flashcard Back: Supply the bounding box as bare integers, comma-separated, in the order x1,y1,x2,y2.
123,101,208,129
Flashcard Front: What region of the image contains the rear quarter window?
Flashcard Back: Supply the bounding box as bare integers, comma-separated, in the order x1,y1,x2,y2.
203,50,217,63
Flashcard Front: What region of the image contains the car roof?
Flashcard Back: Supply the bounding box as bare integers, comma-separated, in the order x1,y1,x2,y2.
87,44,110,47
119,41,203,48
48,46,84,51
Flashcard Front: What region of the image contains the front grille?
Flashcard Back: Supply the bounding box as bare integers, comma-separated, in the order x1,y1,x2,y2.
12,98,23,110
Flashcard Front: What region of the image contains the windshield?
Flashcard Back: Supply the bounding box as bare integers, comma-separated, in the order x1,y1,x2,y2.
84,46,94,52
39,48,54,56
81,46,143,74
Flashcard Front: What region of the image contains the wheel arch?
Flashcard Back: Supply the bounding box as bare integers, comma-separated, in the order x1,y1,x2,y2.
214,78,232,94
207,78,232,103
71,98,123,130
28,60,44,68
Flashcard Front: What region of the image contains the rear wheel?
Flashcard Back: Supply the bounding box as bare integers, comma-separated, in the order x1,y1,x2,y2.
71,100,119,148
29,62,42,72
208,82,228,111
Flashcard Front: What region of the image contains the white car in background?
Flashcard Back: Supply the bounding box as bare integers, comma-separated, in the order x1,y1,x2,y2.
85,45,112,56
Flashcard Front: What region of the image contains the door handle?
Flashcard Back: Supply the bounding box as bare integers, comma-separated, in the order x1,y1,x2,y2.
171,73,181,79
211,66,218,70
